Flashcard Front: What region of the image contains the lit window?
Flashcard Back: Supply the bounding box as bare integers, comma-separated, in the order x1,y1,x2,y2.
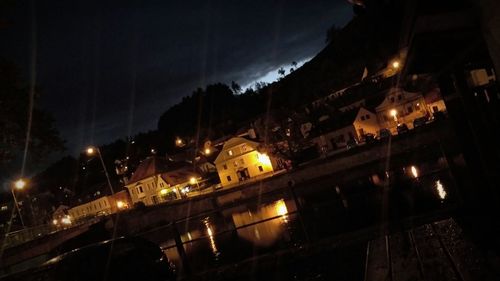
227,176,232,182
228,150,233,156
258,166,264,172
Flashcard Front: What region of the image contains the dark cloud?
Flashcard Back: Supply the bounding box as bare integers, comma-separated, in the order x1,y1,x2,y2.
0,0,352,154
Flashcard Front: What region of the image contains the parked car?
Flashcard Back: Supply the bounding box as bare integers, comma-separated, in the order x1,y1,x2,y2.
413,116,428,128
396,123,409,134
346,139,358,149
378,128,391,139
364,133,376,144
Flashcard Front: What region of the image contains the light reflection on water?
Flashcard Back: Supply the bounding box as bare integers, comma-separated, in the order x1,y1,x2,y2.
203,217,220,258
232,199,293,247
436,179,447,200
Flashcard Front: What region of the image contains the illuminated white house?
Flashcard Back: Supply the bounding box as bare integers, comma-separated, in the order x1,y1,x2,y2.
214,137,280,187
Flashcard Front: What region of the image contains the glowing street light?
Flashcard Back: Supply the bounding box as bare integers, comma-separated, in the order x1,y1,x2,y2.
86,146,114,195
11,179,26,228
189,177,200,191
189,177,197,185
116,201,126,209
390,109,398,122
410,165,419,178
204,148,211,155
14,179,26,190
392,60,400,69
160,189,168,196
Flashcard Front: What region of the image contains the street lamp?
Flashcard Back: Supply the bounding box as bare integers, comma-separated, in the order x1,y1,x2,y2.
11,178,26,228
390,109,398,122
190,177,200,189
391,60,400,69
86,146,114,195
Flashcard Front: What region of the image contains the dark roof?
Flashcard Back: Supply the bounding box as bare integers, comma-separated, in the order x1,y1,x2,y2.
329,77,393,110
128,156,171,183
159,161,199,186
309,109,359,138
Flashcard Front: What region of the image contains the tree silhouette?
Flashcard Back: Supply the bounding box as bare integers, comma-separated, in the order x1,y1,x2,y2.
0,59,65,180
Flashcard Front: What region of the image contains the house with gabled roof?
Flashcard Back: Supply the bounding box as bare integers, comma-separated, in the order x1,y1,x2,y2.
125,156,200,206
309,107,380,152
214,137,283,187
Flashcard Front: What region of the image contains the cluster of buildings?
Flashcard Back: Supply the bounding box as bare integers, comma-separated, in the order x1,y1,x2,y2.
59,135,285,222
55,44,498,224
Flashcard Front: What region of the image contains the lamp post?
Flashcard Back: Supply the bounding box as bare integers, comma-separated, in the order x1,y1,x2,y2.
390,109,398,123
11,179,26,228
190,177,200,189
86,146,114,195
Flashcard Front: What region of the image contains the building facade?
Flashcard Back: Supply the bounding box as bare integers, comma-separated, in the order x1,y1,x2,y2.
124,157,200,206
214,137,279,187
375,88,428,132
310,107,380,152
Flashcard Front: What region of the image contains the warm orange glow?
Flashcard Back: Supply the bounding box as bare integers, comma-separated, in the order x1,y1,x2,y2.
204,148,211,155
410,166,419,178
275,199,288,217
86,147,95,155
392,60,400,69
190,177,197,185
160,189,168,195
116,201,126,209
257,153,272,166
61,215,72,225
52,219,58,225
14,179,26,190
390,109,397,117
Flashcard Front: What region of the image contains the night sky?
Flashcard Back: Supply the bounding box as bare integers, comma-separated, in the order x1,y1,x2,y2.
1,0,352,155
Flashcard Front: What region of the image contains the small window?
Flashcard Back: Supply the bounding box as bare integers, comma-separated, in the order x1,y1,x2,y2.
227,176,232,182
234,161,238,167
390,97,395,103
138,186,143,193
258,166,264,172
228,150,233,156
223,164,228,170
361,116,365,121
407,106,413,113
398,95,402,100
366,114,370,119
433,106,439,112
